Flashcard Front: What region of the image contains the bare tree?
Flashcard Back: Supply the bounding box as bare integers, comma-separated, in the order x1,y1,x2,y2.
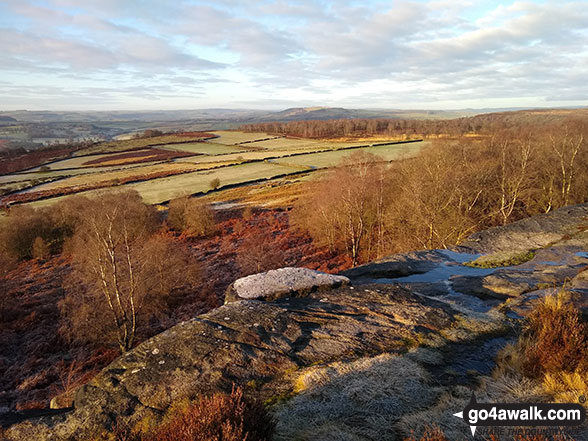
32,236,50,260
167,196,217,237
294,151,388,266
550,124,585,207
209,177,221,190
389,140,491,250
60,191,199,353
492,131,533,225
236,229,286,276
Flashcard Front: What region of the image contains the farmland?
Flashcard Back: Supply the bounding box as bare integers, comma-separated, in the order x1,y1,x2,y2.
125,162,301,204
207,131,273,145
0,131,424,208
238,137,361,151
176,150,280,164
159,142,247,155
18,162,231,193
72,131,216,155
271,142,427,169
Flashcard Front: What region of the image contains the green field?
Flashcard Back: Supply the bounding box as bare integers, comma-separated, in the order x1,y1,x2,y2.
0,162,161,185
159,142,246,155
209,131,275,145
25,153,137,171
175,149,309,165
24,161,301,207
125,162,300,204
74,133,215,156
17,162,231,193
272,142,427,168
248,137,361,151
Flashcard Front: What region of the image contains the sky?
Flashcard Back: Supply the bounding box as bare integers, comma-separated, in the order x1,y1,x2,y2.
0,0,587,111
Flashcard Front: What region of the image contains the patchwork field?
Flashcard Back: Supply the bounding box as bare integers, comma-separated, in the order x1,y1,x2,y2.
0,162,156,184
271,142,427,168
18,162,233,193
208,131,274,145
0,131,425,208
126,162,301,204
176,150,281,164
81,148,193,166
243,137,361,151
159,142,247,155
73,131,216,155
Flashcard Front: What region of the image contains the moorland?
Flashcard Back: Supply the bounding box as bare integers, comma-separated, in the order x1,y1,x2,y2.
1,107,588,441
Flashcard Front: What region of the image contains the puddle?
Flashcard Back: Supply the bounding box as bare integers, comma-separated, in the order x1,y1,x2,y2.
368,249,507,313
433,290,499,314
575,252,588,259
373,250,496,285
438,249,480,264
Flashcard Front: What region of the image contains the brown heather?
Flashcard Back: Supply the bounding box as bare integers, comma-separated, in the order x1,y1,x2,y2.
111,387,274,441
404,426,449,441
522,293,588,377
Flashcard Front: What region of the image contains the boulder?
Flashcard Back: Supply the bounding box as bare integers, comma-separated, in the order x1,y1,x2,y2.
225,267,349,303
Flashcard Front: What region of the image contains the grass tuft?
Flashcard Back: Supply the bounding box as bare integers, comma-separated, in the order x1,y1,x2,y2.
522,292,588,377
464,250,536,268
494,291,588,417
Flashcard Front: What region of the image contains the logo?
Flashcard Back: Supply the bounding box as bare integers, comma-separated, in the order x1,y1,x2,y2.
453,393,586,437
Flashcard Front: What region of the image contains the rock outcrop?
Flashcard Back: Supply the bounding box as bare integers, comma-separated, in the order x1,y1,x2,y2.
5,203,588,441
5,282,457,441
459,203,588,254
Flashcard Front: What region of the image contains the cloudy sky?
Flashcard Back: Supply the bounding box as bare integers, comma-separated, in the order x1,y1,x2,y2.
0,0,587,110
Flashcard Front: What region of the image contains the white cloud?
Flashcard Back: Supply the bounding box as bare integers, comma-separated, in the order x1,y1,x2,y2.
0,0,587,109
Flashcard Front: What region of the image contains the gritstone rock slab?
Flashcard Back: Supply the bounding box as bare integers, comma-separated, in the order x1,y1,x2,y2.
228,267,349,302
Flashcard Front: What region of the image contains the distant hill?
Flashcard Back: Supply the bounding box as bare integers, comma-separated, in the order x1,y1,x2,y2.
0,107,478,124
1,107,586,147
464,107,588,127
4,106,585,126
273,107,356,120
270,106,476,121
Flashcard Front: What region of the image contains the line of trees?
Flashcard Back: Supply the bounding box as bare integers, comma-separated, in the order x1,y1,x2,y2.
241,110,588,140
293,120,588,265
